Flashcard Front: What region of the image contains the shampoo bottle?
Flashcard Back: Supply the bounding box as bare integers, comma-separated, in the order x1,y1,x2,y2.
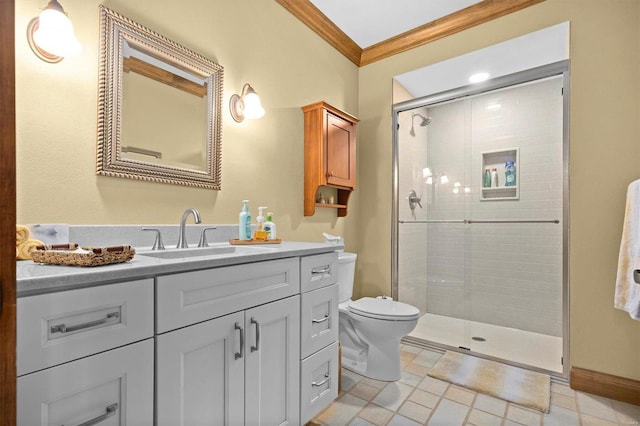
238,200,251,240
264,212,277,240
254,206,268,240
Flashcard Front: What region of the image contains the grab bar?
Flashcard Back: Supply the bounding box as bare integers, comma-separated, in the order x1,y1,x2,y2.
399,219,559,224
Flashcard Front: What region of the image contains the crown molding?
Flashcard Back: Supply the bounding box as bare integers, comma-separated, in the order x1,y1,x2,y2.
276,0,546,67
275,0,362,66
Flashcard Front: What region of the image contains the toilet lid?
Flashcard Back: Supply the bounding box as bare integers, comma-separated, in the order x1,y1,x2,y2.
348,297,420,320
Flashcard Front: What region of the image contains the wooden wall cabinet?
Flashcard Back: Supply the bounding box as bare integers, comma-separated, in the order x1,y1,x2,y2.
303,101,359,217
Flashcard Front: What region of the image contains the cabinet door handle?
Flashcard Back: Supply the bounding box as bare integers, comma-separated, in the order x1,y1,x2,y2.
311,265,331,275
312,314,330,324
327,171,334,178
62,402,118,426
235,322,244,360
250,318,260,352
50,311,120,334
312,373,330,387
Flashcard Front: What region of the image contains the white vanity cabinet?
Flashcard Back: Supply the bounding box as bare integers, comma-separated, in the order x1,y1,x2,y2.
17,279,155,426
299,252,341,424
16,243,342,426
156,259,301,426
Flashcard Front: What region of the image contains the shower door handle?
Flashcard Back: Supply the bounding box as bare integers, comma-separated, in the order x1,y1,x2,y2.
408,189,422,210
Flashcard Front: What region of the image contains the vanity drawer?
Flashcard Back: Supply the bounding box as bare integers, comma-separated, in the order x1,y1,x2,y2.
18,338,154,426
300,341,339,424
301,284,339,359
17,279,154,376
301,252,338,293
157,257,300,333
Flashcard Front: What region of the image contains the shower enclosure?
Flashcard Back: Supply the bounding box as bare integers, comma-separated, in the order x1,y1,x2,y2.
392,64,569,377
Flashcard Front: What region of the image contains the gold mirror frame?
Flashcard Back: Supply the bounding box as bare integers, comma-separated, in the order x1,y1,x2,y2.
97,5,223,189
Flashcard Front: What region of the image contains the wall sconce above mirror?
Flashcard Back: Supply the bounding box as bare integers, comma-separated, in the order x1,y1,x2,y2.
27,0,81,63
96,5,224,189
230,83,265,122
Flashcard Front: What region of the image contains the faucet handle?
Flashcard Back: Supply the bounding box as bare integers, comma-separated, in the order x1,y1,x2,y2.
141,227,165,250
198,227,217,248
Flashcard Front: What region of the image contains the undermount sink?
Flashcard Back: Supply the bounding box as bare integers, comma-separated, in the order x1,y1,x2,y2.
138,245,272,260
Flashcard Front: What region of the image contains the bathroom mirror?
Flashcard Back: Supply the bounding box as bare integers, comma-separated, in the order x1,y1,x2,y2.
97,5,223,189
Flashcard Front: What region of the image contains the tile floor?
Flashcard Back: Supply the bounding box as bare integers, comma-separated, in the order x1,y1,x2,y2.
311,345,640,426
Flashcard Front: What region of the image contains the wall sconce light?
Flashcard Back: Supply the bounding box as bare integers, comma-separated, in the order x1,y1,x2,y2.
229,83,265,122
27,0,81,63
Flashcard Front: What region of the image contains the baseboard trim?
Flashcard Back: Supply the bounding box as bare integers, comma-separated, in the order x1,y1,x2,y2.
570,367,640,406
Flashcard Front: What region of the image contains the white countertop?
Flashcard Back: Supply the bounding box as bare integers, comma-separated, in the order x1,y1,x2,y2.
17,241,342,297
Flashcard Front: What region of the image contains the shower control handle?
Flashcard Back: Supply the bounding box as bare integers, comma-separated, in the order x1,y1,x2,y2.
408,189,422,210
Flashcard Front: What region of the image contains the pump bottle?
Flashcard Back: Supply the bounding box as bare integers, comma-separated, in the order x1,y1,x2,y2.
254,206,268,240
264,212,277,240
238,200,251,240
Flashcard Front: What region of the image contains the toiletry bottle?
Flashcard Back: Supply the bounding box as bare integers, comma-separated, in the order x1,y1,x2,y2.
505,161,516,186
238,200,251,240
264,213,277,240
483,168,491,188
254,206,268,240
490,168,499,187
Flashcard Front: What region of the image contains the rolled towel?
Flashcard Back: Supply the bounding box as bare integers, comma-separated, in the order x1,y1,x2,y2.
16,225,30,245
17,238,43,260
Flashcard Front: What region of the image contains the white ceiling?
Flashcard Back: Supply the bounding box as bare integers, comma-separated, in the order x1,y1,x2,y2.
309,0,483,48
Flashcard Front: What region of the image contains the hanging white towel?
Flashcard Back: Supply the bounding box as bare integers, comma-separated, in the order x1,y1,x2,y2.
614,179,640,320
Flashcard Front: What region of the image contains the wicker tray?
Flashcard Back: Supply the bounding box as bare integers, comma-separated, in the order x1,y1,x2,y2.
31,244,136,267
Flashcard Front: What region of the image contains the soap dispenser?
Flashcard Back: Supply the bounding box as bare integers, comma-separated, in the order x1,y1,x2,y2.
264,212,277,240
239,200,251,240
254,206,268,240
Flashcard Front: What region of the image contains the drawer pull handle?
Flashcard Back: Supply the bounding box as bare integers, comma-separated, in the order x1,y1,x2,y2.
62,402,118,426
251,318,260,352
311,266,331,275
312,373,330,387
312,314,330,324
50,312,120,334
235,323,244,360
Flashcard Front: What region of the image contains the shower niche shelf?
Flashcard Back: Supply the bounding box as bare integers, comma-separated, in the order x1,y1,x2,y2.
481,148,519,201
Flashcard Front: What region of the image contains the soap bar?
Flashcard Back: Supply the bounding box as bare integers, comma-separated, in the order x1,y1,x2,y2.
254,230,268,240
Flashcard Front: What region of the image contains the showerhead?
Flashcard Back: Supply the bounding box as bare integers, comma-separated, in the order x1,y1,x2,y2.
414,113,431,126
409,112,431,136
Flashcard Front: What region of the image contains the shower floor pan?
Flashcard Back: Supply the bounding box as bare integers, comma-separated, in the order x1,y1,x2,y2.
409,312,563,374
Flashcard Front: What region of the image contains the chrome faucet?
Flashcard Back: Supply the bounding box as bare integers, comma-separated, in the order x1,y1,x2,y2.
177,208,202,248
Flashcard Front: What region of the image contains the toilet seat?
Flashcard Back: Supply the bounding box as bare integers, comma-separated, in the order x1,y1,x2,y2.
346,297,420,321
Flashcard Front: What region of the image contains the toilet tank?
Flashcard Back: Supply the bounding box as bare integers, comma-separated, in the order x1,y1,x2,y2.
338,252,357,303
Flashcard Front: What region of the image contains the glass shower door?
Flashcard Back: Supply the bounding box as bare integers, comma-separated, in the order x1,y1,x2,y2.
395,74,566,374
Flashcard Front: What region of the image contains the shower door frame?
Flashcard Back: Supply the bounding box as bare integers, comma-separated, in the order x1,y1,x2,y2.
391,61,570,379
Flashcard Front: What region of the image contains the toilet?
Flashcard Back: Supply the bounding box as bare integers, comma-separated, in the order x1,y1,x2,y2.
337,252,419,381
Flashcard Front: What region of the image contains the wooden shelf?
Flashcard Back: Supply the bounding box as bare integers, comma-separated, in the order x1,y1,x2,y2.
315,203,347,209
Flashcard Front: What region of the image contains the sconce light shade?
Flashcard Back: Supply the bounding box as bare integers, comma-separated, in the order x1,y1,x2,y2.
27,0,81,63
230,83,265,122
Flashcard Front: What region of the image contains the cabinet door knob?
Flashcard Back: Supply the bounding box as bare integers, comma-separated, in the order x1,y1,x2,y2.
327,171,334,178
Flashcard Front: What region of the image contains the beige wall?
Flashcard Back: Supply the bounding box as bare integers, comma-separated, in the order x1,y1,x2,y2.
15,0,359,250
357,0,640,380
